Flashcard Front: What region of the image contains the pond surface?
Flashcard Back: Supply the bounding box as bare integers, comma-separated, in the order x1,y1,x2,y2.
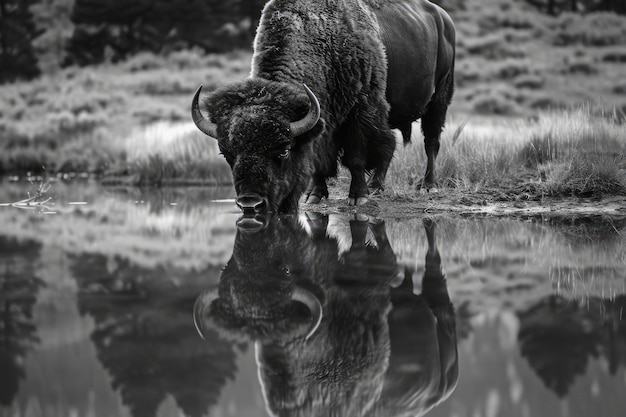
1,180,625,417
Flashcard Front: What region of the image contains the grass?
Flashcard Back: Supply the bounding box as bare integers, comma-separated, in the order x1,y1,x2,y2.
0,0,625,197
385,106,626,198
106,122,232,186
0,49,250,178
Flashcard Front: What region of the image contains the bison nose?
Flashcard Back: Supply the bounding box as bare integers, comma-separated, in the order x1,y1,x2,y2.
236,193,268,213
236,214,269,233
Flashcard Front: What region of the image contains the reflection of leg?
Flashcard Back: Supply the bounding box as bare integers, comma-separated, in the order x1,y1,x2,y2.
368,218,403,283
349,214,369,250
421,218,451,310
368,218,388,247
421,218,458,391
304,212,329,240
390,265,414,291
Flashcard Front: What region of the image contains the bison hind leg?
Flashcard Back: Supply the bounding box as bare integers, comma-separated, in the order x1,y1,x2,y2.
420,69,454,192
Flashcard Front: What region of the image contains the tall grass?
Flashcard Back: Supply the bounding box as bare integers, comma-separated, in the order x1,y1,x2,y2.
386,107,626,198
523,107,626,195
0,50,251,176
110,121,232,185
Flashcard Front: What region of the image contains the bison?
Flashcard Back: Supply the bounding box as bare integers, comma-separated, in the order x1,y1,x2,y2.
193,215,458,416
192,0,455,213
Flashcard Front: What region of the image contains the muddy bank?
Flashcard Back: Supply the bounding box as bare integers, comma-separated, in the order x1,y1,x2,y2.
304,185,626,220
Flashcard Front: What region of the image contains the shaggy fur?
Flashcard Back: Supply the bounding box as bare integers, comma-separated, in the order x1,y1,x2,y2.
203,0,455,211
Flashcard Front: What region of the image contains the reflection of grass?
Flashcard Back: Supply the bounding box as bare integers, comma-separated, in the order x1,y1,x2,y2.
0,182,238,271
386,107,626,198
385,217,626,313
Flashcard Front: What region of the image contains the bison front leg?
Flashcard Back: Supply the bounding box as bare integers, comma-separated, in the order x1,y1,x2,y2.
303,174,329,204
347,164,370,206
340,134,370,205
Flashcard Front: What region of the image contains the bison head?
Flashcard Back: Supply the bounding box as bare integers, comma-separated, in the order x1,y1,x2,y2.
193,214,328,342
193,214,398,417
192,79,325,213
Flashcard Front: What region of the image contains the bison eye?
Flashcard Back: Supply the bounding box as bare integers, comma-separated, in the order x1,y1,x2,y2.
277,149,290,160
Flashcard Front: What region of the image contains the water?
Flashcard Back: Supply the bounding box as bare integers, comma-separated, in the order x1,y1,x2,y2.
1,181,625,417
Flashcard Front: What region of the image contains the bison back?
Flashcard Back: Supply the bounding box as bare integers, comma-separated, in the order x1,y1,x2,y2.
374,0,455,129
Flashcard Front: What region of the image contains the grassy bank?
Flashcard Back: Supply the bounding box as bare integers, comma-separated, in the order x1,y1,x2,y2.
0,0,625,195
0,50,249,182
386,107,626,198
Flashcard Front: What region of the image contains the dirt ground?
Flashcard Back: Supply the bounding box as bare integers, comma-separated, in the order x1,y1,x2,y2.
303,182,626,221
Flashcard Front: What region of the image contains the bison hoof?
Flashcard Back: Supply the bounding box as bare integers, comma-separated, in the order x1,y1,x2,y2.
348,196,369,206
419,186,439,195
349,213,369,222
305,194,323,204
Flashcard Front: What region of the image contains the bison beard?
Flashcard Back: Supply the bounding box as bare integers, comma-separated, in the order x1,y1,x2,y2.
192,0,455,213
194,214,458,417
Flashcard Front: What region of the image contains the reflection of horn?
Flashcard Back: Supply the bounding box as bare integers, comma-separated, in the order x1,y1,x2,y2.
291,286,323,340
193,288,220,339
191,85,219,138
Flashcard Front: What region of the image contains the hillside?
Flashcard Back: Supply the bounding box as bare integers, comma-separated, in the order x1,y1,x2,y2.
0,0,624,180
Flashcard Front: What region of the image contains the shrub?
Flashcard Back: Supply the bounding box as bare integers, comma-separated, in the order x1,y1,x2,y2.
563,58,598,75
601,47,626,63
614,84,626,95
553,12,626,47
493,59,530,79
472,91,520,115
514,74,545,90
122,52,164,72
521,107,626,195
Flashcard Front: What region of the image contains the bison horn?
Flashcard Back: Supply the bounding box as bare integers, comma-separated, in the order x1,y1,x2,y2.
191,85,219,138
289,83,321,137
291,286,323,340
193,287,220,339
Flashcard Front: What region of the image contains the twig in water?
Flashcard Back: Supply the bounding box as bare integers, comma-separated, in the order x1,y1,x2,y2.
0,181,55,213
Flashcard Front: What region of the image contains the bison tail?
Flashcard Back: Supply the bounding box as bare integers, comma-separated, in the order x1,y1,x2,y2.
400,123,412,146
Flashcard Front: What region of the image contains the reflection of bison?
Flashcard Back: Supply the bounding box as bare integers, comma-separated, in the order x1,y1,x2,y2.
194,215,458,416
192,0,455,212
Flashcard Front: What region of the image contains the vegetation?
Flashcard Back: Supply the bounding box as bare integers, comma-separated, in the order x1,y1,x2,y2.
386,108,626,198
0,0,625,197
0,50,247,183
0,0,41,82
